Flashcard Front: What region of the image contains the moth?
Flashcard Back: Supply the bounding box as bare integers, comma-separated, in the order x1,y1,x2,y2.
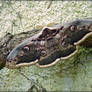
6,19,92,69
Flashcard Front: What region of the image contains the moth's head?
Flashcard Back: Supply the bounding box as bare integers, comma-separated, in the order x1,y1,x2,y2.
6,38,41,69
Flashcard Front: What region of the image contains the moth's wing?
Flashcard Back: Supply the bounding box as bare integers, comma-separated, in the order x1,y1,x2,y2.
36,46,77,68
76,32,92,47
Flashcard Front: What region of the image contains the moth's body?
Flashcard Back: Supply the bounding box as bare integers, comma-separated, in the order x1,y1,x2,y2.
6,19,92,69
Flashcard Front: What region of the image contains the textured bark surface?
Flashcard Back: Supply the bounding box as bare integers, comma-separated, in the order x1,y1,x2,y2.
0,1,92,91
0,29,40,69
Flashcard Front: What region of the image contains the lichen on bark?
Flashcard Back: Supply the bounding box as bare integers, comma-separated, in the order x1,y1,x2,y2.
0,1,92,91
